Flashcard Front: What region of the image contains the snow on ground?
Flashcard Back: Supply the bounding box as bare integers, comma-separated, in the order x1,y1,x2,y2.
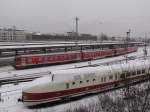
0,66,14,73
0,46,149,112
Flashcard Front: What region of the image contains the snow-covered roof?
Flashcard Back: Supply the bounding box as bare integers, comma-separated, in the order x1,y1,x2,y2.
0,42,136,51
49,59,150,83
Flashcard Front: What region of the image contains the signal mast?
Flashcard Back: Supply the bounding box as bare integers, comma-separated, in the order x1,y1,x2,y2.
125,29,131,63
75,17,79,45
144,33,147,60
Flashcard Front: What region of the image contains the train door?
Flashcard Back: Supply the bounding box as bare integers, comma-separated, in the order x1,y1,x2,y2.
113,50,117,56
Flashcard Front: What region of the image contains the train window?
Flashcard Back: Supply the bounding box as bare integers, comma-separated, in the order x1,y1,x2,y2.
109,75,113,80
72,82,76,85
126,72,130,77
101,77,103,82
57,55,61,60
22,57,26,63
70,54,73,59
64,54,68,60
66,83,69,89
93,79,96,81
47,56,51,61
54,56,58,60
86,80,89,82
38,57,44,63
77,54,81,58
80,81,83,84
67,55,70,59
16,57,22,64
137,70,141,75
148,68,150,73
44,56,48,62
142,69,145,74
28,58,32,64
132,71,136,76
74,46,80,51
120,73,125,79
115,74,118,80
104,77,106,82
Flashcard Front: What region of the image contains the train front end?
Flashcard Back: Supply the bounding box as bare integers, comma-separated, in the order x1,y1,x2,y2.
22,76,54,106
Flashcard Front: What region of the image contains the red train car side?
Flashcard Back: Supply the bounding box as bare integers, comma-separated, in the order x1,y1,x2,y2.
15,52,82,68
14,46,137,69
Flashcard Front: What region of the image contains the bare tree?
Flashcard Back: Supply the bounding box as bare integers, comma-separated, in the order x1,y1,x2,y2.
64,82,150,112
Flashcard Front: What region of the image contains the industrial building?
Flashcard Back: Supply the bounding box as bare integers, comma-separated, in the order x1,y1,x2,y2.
0,27,26,41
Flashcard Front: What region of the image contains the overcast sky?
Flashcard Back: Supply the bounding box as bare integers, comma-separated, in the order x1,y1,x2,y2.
0,0,150,37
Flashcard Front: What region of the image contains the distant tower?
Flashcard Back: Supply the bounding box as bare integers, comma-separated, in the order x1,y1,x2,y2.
144,33,147,59
75,17,79,36
12,25,16,40
125,29,131,63
75,17,79,44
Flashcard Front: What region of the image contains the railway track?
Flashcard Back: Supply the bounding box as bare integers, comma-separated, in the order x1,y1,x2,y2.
0,71,50,85
0,57,14,67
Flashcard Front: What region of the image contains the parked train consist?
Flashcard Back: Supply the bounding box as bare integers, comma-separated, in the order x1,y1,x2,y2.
22,59,149,106
14,43,137,69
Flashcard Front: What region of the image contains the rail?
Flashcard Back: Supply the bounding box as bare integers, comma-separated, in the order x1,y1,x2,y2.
0,71,51,85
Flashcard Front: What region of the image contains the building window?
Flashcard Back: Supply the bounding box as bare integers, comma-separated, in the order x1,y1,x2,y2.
80,81,83,84
86,80,89,82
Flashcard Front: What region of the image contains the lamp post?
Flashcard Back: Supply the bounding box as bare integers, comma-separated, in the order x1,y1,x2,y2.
125,29,130,63
144,33,147,59
75,17,79,45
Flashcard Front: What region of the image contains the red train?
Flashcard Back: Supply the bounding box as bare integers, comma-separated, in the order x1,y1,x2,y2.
14,46,137,69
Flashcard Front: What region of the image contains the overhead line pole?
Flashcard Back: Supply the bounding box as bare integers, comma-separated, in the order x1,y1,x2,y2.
144,33,147,60
125,29,130,63
75,17,79,45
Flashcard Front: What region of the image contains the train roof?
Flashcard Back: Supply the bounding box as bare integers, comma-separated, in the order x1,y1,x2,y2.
0,43,44,46
0,42,137,52
51,59,150,83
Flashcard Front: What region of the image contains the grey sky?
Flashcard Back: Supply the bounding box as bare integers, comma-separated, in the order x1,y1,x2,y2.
0,0,150,37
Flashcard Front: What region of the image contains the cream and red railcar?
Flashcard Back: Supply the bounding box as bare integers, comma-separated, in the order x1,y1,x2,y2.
22,59,149,106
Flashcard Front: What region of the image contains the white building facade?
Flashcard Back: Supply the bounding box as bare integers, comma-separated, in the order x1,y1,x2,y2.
0,28,26,41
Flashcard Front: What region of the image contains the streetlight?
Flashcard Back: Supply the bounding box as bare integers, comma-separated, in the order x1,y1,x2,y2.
75,17,79,45
125,29,131,63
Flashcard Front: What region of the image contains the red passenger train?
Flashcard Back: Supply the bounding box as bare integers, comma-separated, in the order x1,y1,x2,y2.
14,43,138,69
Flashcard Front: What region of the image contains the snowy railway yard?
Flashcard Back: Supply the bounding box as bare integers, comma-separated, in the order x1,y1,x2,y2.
0,46,150,112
